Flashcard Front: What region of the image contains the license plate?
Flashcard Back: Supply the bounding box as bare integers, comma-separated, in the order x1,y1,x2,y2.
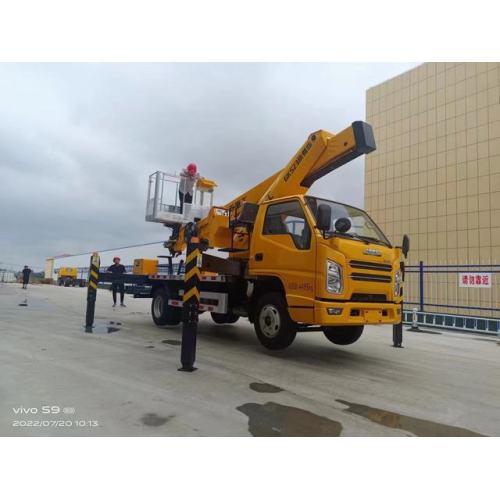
364,310,381,322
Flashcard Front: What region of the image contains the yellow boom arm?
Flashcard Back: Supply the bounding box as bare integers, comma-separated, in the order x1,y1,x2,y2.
224,121,375,217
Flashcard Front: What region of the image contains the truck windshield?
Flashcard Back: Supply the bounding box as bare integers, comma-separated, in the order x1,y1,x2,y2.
305,196,391,247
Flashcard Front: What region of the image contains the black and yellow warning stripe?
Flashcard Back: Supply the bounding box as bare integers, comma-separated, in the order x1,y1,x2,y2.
87,254,100,293
183,239,200,304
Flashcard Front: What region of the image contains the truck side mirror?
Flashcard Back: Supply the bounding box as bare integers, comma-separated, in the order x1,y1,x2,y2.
316,204,331,232
402,234,410,258
237,202,259,225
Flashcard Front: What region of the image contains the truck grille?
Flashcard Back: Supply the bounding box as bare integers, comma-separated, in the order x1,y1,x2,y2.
349,260,392,272
350,272,392,283
351,293,387,302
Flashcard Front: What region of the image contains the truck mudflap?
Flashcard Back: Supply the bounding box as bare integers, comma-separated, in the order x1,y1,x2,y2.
314,301,402,326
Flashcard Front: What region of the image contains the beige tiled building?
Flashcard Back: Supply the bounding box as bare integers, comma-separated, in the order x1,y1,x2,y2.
365,62,499,317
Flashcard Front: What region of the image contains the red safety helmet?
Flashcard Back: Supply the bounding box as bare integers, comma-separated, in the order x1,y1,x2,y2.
113,256,121,263
186,163,197,175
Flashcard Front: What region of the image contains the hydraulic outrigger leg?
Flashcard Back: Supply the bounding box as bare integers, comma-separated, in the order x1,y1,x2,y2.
85,253,100,333
178,225,201,371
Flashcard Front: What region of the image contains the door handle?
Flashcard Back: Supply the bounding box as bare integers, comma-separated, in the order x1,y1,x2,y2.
255,253,263,261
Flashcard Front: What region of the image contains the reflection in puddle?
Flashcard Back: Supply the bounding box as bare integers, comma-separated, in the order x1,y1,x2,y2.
336,399,484,437
84,322,121,334
237,402,342,437
249,382,284,393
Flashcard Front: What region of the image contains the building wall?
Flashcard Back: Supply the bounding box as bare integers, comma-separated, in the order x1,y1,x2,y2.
44,258,55,280
365,62,499,317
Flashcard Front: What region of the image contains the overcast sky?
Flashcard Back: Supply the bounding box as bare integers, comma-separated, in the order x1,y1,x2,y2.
0,63,417,272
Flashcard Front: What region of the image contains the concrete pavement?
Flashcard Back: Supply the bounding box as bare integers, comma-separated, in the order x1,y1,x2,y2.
1,283,498,436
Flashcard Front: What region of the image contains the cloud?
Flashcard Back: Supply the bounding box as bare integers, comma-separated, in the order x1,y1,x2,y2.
0,62,417,270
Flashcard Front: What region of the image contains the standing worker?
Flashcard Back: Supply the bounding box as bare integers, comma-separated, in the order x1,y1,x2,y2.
21,265,32,289
107,257,126,307
168,163,203,245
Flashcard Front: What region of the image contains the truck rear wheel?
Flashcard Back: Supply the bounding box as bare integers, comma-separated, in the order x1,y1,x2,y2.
323,326,364,345
254,292,296,350
151,287,181,326
211,312,240,324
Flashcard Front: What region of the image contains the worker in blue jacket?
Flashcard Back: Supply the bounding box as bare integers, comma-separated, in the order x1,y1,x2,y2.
107,257,126,307
21,265,32,289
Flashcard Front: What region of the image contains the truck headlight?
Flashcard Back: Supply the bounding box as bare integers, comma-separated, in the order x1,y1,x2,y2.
326,260,343,294
394,269,403,296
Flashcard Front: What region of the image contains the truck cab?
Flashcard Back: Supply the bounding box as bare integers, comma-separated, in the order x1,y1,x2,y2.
247,194,404,348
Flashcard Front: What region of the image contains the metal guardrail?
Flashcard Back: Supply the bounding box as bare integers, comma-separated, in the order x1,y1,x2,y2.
404,262,499,317
403,308,499,335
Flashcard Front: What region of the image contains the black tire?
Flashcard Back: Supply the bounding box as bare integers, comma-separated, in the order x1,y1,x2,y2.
151,287,181,326
254,292,296,350
323,325,364,345
58,279,63,286
211,312,240,324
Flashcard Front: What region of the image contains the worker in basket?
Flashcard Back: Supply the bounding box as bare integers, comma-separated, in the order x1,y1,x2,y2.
168,163,202,246
179,162,201,213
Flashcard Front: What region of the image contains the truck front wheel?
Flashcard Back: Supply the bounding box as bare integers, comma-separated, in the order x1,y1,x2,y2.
323,326,364,345
254,292,296,350
151,287,181,326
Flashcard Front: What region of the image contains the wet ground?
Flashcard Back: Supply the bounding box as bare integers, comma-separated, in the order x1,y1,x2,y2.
1,283,499,436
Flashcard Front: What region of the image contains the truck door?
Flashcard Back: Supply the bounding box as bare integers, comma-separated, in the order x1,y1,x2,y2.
250,199,316,322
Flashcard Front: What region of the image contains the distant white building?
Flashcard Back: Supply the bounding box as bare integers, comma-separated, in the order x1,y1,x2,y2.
0,270,16,282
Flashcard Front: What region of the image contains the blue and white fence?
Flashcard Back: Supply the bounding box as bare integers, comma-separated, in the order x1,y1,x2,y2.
403,262,499,334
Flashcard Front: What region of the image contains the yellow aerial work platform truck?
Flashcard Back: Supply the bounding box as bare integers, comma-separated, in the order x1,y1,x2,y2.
105,121,409,350
56,267,85,287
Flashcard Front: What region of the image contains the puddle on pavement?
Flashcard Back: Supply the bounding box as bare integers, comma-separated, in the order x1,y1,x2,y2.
237,402,343,437
140,413,175,427
336,399,484,437
84,322,121,334
249,382,284,393
162,339,182,346
17,297,54,310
